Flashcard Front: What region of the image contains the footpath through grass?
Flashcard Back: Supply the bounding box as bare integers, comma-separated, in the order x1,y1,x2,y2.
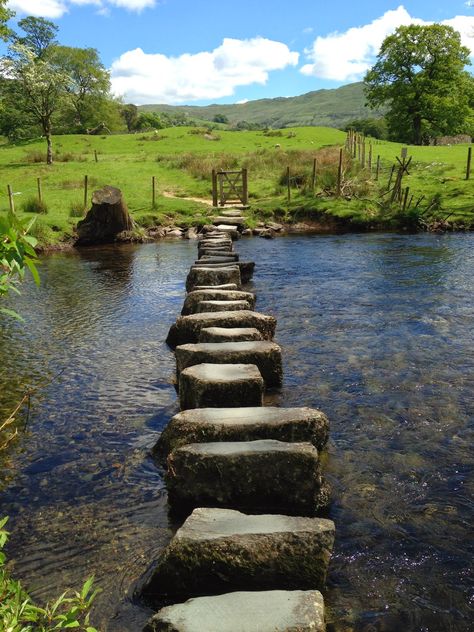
0,126,472,246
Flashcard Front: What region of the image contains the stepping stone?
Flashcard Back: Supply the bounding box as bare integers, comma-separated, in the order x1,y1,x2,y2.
182,290,256,315
196,299,250,313
196,301,250,314
198,326,263,342
191,261,255,283
144,590,326,632
220,208,247,217
166,311,276,348
192,283,238,292
175,341,283,387
141,507,335,600
196,256,239,265
153,406,329,459
213,216,246,226
185,266,241,292
198,239,233,248
166,439,329,514
179,363,264,410
215,225,240,239
198,250,237,259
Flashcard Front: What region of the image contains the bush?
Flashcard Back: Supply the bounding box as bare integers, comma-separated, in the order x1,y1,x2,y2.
22,197,48,214
24,150,44,163
28,218,55,246
0,517,100,632
69,201,86,217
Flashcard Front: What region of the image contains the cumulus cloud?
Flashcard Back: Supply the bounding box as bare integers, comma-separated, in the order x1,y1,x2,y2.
301,5,474,82
7,0,156,18
111,37,299,104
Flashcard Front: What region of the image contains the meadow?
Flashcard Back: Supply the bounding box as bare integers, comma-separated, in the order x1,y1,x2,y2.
0,125,472,245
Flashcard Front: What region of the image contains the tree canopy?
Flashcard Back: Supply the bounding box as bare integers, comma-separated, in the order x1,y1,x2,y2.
364,24,473,145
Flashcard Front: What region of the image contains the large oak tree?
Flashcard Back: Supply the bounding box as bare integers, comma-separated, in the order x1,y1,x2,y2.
364,24,473,145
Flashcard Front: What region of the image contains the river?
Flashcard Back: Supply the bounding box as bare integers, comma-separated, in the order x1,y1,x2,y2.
0,233,472,631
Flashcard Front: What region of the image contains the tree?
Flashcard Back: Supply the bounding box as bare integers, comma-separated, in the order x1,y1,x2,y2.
15,16,58,58
51,45,111,132
1,44,70,163
213,113,228,124
121,103,138,132
365,24,473,145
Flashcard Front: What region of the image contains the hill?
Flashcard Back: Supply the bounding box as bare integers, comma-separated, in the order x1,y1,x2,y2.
140,82,381,129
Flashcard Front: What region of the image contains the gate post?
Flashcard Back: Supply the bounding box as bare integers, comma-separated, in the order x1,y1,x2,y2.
212,169,218,207
242,168,248,205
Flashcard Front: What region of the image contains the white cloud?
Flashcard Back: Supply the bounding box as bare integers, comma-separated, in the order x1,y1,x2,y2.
301,5,474,82
7,0,156,18
111,37,299,104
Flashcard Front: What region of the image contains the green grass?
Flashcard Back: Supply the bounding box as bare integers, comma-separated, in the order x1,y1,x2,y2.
0,126,472,246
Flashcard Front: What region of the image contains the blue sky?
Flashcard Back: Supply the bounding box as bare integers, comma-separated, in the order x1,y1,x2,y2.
5,1,474,105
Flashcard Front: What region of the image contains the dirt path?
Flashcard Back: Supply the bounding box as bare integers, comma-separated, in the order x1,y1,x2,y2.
162,191,213,206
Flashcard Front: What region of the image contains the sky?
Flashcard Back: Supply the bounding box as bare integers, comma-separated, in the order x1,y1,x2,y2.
4,1,474,105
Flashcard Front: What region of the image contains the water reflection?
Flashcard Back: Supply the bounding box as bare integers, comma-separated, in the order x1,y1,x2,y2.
0,234,473,631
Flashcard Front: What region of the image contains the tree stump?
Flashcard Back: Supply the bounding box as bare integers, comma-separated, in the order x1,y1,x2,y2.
75,186,134,245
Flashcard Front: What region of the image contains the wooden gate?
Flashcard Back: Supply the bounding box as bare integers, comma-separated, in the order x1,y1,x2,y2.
212,168,248,207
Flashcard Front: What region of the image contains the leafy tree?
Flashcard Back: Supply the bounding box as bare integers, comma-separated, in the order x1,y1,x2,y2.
15,16,58,58
365,24,473,145
213,113,228,124
344,117,388,140
121,103,138,132
134,111,165,130
51,45,111,132
1,44,70,163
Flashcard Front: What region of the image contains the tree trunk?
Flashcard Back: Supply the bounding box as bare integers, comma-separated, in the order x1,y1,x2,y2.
75,186,134,246
413,114,422,146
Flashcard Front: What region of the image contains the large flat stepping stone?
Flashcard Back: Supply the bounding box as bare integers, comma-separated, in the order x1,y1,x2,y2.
215,225,240,239
179,363,264,410
141,507,335,600
213,216,246,226
198,326,263,342
198,240,233,250
175,341,283,387
185,266,241,292
153,406,329,459
198,248,239,261
166,311,276,348
144,590,326,632
196,299,250,313
182,290,256,315
166,439,329,514
191,283,238,292
196,256,239,264
220,208,247,217
191,261,255,283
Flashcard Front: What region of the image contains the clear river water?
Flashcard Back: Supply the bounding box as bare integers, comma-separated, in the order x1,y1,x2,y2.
0,233,472,632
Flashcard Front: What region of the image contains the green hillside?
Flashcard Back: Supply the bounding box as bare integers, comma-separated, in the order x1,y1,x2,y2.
140,82,381,129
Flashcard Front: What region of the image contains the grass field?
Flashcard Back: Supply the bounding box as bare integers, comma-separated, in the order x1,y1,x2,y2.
0,126,472,245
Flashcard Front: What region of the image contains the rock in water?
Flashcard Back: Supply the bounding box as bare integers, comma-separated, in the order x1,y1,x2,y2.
76,186,133,245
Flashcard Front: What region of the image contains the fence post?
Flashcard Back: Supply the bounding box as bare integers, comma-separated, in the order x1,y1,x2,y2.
466,147,472,181
152,176,156,208
375,155,381,181
212,169,218,207
84,175,88,209
311,158,317,193
94,150,98,163
287,166,291,205
37,177,42,202
7,184,14,213
368,144,372,172
337,148,343,197
402,186,410,211
242,168,248,205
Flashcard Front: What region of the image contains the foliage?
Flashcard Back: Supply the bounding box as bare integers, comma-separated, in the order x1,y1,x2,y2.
121,103,138,132
0,210,39,319
0,0,13,42
0,517,100,632
344,117,388,140
213,113,228,124
365,24,473,145
15,16,58,58
21,197,48,214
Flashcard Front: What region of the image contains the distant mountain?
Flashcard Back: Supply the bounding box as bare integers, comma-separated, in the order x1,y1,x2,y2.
139,82,382,129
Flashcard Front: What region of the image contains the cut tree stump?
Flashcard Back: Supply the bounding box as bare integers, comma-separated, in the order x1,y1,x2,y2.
76,186,134,245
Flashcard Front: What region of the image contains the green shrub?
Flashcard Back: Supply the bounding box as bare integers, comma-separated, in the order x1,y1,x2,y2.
0,517,100,632
69,201,86,218
22,197,48,214
28,218,55,246
24,151,44,163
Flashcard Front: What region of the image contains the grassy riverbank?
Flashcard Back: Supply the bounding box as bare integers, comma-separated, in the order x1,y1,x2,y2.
0,127,472,246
